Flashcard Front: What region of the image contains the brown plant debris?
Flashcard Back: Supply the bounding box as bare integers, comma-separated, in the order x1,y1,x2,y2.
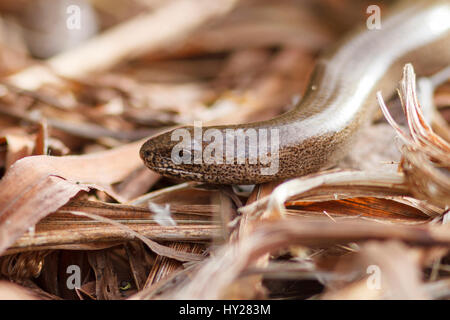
0,0,449,300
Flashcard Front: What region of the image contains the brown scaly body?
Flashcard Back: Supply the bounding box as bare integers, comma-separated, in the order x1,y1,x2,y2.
141,0,450,184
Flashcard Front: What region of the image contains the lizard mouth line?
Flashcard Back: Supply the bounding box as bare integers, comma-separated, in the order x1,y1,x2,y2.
147,165,205,179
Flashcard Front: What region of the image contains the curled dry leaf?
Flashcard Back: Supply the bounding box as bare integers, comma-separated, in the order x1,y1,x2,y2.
0,139,144,255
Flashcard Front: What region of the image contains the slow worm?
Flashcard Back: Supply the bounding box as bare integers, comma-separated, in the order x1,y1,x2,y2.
141,0,450,184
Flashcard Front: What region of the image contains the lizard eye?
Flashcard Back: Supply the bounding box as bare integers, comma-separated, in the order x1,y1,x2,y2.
178,148,192,159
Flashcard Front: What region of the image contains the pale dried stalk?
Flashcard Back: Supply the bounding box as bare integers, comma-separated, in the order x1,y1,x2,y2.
67,210,204,262
0,281,41,300
7,0,238,90
163,219,450,299
322,241,428,300
240,170,407,218
222,182,280,299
